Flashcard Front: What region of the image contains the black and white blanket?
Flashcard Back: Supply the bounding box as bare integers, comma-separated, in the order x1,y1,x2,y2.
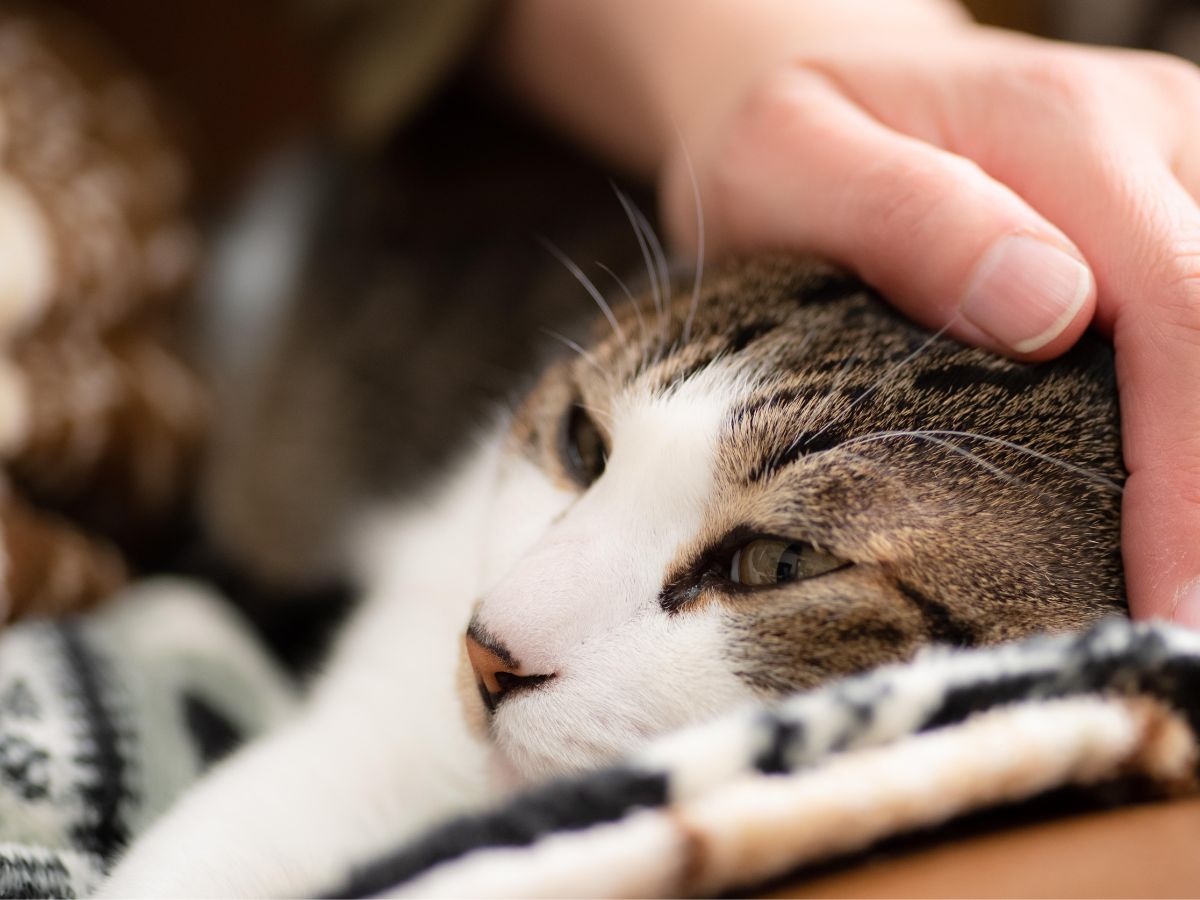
1,582,1197,898
0,581,296,898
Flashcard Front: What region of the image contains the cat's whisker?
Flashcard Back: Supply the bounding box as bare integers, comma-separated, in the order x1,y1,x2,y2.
628,202,672,338
612,183,663,335
540,327,616,388
805,354,859,429
540,238,625,347
802,314,962,449
595,261,644,342
844,429,1124,493
831,447,925,508
674,130,705,346
612,184,671,349
844,430,1031,492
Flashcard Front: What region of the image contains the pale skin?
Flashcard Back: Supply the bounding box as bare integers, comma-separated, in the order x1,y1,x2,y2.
487,0,1200,629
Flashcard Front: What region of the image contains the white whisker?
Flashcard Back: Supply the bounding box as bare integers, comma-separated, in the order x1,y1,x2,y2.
629,202,672,325
575,400,615,429
802,314,962,449
540,238,625,346
612,183,663,329
834,448,923,508
843,430,1030,491
595,261,644,341
674,128,705,344
798,355,859,433
540,327,614,387
842,429,1123,493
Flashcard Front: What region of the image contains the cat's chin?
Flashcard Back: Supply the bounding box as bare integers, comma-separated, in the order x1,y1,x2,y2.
486,700,645,786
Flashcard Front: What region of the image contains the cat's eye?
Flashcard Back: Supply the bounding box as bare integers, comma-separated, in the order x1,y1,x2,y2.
560,404,607,487
730,539,847,586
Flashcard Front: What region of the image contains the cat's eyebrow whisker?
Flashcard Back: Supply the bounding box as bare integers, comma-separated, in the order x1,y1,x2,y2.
540,327,616,389
629,202,672,324
595,261,644,342
540,238,625,347
613,185,672,348
802,314,962,449
834,448,924,508
612,183,663,335
843,429,1124,493
674,129,705,345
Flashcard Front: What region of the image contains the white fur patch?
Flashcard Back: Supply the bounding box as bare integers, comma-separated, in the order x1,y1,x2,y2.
472,368,757,779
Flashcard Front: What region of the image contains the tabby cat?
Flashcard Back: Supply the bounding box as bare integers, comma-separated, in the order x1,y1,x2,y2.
103,251,1124,894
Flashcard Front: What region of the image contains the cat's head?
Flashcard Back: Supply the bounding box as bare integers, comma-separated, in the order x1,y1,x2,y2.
461,257,1124,782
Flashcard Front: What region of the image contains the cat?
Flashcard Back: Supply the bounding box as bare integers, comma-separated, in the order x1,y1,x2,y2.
100,249,1125,895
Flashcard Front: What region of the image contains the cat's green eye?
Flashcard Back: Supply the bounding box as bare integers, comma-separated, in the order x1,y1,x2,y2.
730,539,847,586
560,404,607,488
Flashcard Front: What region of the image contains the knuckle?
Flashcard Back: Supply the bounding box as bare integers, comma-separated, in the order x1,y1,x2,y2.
1126,248,1200,344
705,67,837,242
1154,272,1200,337
1015,54,1107,117
728,64,835,142
1144,456,1200,510
1137,50,1200,98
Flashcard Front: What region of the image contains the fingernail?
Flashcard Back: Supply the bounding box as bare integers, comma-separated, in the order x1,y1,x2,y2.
1173,578,1200,630
962,235,1092,354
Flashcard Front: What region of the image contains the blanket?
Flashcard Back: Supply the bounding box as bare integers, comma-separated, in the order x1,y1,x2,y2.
1,579,1196,898
0,580,295,898
336,616,1200,898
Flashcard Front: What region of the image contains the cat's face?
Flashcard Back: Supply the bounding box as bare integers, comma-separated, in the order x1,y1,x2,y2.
462,258,1124,782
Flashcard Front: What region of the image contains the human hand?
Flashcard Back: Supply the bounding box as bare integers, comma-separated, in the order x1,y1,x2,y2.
656,13,1200,629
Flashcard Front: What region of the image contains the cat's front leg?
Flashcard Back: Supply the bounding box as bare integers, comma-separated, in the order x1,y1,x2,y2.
102,441,512,897
99,686,491,898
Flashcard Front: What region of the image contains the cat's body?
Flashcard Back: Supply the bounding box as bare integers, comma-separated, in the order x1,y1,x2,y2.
104,96,1126,896
105,257,1124,896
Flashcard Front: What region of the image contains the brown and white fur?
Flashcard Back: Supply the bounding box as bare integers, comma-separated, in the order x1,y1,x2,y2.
101,250,1124,896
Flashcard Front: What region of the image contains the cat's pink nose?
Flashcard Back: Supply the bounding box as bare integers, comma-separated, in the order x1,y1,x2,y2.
464,633,553,712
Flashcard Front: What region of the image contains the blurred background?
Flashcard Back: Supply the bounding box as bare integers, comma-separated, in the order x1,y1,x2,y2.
48,0,1200,205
